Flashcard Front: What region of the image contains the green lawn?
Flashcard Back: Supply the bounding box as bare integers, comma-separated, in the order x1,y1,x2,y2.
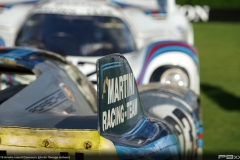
193,22,240,154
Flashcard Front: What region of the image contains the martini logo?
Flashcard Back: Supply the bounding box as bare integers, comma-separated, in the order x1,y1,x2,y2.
101,73,138,131
60,83,74,102
102,73,135,103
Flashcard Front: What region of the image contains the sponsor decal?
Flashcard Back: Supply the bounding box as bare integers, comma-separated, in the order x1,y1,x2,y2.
177,5,210,22
98,57,144,135
25,89,67,113
101,73,138,131
60,83,74,102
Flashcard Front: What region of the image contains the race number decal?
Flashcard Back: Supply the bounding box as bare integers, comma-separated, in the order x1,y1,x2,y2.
150,104,196,158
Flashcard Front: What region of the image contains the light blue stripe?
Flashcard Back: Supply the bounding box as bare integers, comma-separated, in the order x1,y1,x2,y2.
137,46,198,84
102,64,122,72
115,135,179,159
0,49,35,58
101,62,122,69
145,41,187,57
100,63,123,86
198,139,203,147
199,126,203,133
4,75,10,88
0,38,5,46
150,46,198,65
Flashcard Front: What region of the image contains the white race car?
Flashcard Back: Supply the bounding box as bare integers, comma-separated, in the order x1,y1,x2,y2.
13,0,199,95
0,0,42,46
109,0,194,45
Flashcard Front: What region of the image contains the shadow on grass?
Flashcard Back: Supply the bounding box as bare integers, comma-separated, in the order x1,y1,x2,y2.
201,83,240,111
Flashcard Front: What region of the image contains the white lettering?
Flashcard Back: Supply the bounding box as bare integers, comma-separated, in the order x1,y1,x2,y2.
114,77,119,102
107,109,111,129
102,111,107,131
111,108,115,128
177,5,210,22
123,74,127,98
102,98,139,131
127,101,131,119
120,105,124,123
119,76,123,100
115,106,121,126
108,78,115,104
133,98,138,116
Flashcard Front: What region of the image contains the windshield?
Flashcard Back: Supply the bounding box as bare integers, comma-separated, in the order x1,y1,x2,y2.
16,14,136,56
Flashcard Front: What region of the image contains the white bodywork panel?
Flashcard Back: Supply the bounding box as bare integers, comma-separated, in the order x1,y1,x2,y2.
0,2,36,46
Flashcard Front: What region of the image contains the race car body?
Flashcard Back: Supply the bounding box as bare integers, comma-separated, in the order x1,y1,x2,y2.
0,0,42,47
109,0,194,45
13,0,199,95
0,48,202,159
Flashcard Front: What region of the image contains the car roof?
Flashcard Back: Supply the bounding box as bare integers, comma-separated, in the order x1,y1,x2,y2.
33,0,123,18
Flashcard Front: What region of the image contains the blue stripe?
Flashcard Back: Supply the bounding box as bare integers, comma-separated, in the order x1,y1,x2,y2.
198,139,203,148
101,62,122,69
146,40,189,56
150,46,198,64
12,75,19,85
0,49,44,69
137,46,198,84
0,49,36,58
143,41,190,64
115,135,179,159
0,0,41,9
102,64,122,72
0,37,5,46
199,126,203,133
121,116,148,138
4,75,10,88
109,0,131,8
100,63,123,88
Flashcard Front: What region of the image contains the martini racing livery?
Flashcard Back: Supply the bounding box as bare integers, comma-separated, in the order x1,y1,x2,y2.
12,0,200,95
0,48,202,159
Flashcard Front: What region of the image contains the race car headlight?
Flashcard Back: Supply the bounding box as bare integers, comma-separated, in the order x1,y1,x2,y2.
160,68,189,87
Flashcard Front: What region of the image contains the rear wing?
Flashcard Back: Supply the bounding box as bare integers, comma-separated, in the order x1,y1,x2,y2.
97,53,145,136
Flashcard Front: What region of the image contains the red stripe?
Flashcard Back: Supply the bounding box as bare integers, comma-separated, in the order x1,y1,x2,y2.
151,10,159,14
137,42,196,85
198,134,203,139
8,75,13,85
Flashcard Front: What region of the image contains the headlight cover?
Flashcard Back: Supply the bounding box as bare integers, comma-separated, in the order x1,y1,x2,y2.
160,68,189,87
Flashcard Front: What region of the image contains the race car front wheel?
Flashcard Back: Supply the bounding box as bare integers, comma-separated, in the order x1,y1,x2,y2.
150,66,190,88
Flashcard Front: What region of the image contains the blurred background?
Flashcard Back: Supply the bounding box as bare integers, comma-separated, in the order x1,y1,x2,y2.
176,0,240,155
0,0,240,157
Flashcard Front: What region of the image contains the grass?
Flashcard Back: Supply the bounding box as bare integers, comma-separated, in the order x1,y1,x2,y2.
193,22,240,154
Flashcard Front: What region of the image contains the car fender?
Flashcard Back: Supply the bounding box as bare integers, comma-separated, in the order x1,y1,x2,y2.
132,40,199,95
142,52,199,95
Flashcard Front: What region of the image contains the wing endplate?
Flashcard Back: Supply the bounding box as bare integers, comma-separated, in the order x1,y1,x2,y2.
97,53,144,136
